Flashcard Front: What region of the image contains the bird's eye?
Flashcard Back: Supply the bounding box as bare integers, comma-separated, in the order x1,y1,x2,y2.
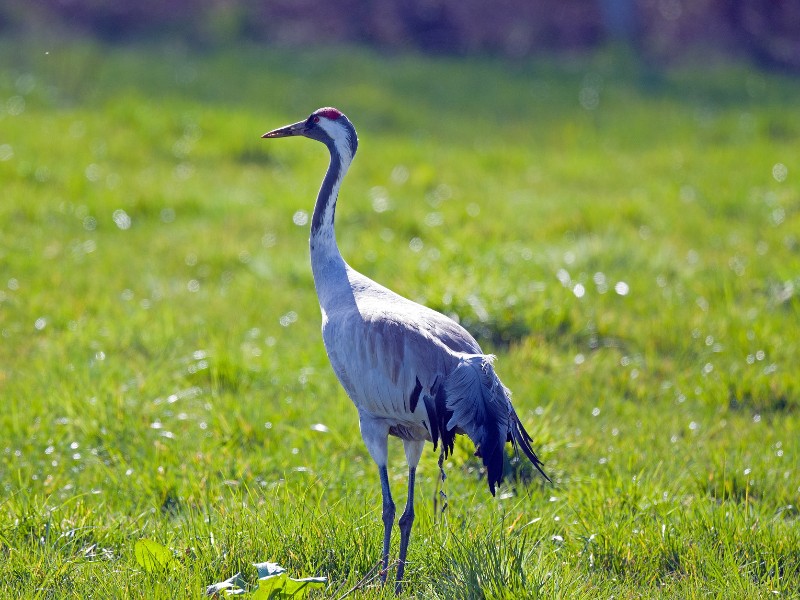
312,116,320,123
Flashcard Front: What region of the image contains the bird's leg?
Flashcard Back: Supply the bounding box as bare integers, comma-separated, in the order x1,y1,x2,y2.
395,466,416,594
396,439,424,594
360,416,394,584
378,465,395,584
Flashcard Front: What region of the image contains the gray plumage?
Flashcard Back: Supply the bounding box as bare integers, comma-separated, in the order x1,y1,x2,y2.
262,107,549,593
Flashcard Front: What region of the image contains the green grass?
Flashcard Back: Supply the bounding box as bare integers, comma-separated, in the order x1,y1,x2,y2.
1,38,799,598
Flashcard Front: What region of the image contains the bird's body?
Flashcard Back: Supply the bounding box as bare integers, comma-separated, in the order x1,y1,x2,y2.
263,107,549,593
322,266,475,424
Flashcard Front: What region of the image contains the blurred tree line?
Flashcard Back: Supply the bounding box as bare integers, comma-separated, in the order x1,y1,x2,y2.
2,0,798,70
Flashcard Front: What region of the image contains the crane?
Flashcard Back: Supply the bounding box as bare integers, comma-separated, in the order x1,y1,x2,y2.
262,107,550,593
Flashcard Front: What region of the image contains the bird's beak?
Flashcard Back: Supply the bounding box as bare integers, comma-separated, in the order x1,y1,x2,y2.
261,120,307,139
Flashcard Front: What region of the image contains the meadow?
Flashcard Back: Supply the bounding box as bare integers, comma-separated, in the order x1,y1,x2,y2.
1,38,799,598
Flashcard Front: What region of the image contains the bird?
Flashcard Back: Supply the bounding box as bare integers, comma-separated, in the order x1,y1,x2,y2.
262,107,550,593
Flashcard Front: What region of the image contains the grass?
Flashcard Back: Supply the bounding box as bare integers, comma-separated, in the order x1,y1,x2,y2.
1,37,799,598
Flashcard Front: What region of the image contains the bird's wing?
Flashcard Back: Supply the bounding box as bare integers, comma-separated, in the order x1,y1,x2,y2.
347,268,482,355
323,294,460,423
320,268,479,430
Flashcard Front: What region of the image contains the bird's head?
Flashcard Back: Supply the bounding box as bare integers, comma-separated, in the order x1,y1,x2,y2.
262,107,358,160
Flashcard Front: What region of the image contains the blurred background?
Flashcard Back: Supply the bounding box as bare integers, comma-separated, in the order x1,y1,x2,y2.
2,0,799,71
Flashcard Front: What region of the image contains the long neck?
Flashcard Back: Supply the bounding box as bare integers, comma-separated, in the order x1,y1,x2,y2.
310,149,346,251
310,145,352,304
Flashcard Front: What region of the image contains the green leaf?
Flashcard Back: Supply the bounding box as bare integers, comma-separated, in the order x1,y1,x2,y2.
250,563,326,599
134,539,175,573
251,573,286,599
280,576,326,598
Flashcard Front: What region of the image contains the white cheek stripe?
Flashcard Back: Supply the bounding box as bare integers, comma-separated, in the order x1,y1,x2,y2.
318,119,354,168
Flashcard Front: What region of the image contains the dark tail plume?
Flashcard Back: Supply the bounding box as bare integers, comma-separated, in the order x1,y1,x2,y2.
443,354,550,495
509,408,551,483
